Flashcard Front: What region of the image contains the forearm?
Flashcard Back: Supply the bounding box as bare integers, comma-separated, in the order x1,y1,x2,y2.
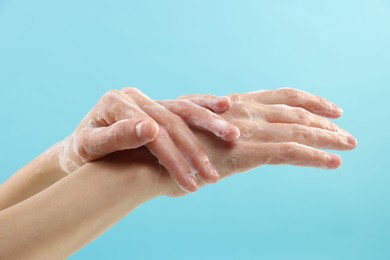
0,88,356,258
0,151,162,259
0,145,67,211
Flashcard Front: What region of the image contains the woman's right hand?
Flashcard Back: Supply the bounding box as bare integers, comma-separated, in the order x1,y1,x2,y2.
48,88,240,192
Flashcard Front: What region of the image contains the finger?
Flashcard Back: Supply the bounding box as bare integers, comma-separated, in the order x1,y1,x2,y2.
264,104,343,132
123,88,220,185
159,100,240,141
165,116,221,184
77,118,158,161
95,90,156,125
178,94,232,113
146,129,199,193
250,88,343,118
263,142,342,169
151,108,221,185
260,123,357,150
223,142,342,174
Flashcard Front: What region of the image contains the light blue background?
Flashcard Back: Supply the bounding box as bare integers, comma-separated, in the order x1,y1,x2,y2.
0,1,389,259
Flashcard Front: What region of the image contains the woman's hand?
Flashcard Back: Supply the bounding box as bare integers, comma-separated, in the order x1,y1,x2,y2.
49,88,240,192
137,88,357,197
209,88,356,174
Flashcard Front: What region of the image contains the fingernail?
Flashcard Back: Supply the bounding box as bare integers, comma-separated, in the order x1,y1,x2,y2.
135,120,157,141
215,96,231,110
202,157,220,183
224,126,241,141
327,154,341,169
331,103,343,113
340,129,357,147
347,135,357,147
230,127,241,140
187,176,198,191
135,121,144,138
214,120,240,141
206,162,220,182
210,167,220,178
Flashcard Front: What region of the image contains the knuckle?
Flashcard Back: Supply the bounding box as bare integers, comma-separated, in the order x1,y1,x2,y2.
175,156,188,167
336,134,347,146
265,104,286,121
329,122,339,132
282,88,301,100
317,153,326,165
101,90,119,102
178,99,192,106
177,95,188,100
320,119,333,131
172,99,192,110
317,96,328,106
168,114,187,129
229,100,240,111
121,87,141,96
280,142,299,158
192,144,206,158
159,100,175,111
258,127,274,142
294,107,310,123
121,86,136,93
157,128,170,141
268,108,284,122
293,125,311,140
110,126,127,144
168,158,190,180
229,93,241,102
261,134,273,143
95,91,122,117
311,151,325,167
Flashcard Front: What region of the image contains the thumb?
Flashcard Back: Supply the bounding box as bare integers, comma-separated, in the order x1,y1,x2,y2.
78,118,159,161
133,119,159,142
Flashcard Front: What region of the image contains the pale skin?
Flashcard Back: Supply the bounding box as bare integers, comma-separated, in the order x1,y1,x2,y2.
0,88,357,259
53,87,240,191
0,88,239,210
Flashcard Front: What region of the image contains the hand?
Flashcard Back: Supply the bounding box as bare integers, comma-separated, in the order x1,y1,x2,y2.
49,88,240,192
134,88,357,197
208,88,356,176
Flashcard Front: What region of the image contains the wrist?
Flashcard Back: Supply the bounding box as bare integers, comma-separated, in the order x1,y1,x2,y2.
83,148,169,200
46,135,86,175
44,141,72,176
